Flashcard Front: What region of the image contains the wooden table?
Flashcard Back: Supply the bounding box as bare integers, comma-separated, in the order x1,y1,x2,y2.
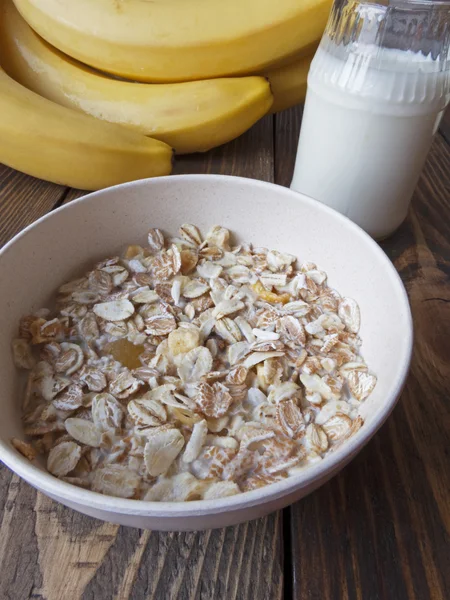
1,106,449,600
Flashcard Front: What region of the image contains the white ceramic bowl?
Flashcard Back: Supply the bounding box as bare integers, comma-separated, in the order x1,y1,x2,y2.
0,175,413,531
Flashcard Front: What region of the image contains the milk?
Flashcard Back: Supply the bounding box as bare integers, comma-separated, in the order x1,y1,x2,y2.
291,44,450,239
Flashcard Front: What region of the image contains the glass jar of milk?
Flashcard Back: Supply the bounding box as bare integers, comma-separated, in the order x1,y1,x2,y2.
291,0,450,239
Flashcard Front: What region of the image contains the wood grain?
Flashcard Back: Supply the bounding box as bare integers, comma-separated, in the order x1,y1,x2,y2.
440,106,450,146
0,164,66,246
274,105,450,599
0,115,284,600
274,106,303,188
174,112,274,181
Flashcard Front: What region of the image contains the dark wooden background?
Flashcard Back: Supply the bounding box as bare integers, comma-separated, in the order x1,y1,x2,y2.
0,106,449,600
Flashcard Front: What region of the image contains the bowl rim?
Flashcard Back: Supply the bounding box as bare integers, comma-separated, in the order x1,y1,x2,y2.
0,174,413,518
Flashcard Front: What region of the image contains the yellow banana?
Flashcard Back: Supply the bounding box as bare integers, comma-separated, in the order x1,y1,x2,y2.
12,0,332,83
0,0,273,154
0,66,173,190
265,54,314,114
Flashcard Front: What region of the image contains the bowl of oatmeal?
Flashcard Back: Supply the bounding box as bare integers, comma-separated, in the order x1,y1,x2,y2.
0,175,412,530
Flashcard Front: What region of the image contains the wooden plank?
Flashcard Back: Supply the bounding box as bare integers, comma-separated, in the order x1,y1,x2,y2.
0,486,283,600
62,188,88,204
0,164,67,246
175,113,274,181
0,115,283,600
274,106,303,188
439,105,450,146
274,104,450,599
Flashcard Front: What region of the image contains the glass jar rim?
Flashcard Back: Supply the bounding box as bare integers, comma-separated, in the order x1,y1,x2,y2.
355,0,450,7
394,0,450,6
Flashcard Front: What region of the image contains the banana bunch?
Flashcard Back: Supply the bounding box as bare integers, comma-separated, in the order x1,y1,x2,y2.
12,0,329,82
0,1,273,155
0,66,173,190
0,0,329,190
